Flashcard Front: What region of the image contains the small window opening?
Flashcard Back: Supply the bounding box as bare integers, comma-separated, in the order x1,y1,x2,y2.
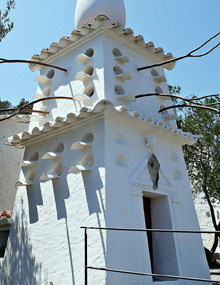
113,48,123,57
47,70,55,79
155,86,163,94
54,142,64,153
82,133,94,143
84,66,94,76
30,152,39,161
113,66,123,75
114,85,125,95
151,69,159,77
115,154,128,167
85,48,94,57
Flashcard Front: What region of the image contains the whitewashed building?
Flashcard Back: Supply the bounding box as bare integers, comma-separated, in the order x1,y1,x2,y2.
194,192,220,254
0,0,211,284
0,116,29,211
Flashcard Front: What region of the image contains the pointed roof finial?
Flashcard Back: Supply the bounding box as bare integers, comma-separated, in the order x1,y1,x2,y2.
75,0,126,29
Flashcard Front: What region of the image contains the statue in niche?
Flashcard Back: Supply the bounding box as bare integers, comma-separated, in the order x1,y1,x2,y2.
148,154,160,190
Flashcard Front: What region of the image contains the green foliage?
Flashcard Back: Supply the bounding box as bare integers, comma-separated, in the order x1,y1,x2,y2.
0,0,15,42
0,98,12,109
16,98,32,114
168,85,181,95
16,98,32,110
170,85,220,257
180,97,220,201
0,97,32,114
170,85,220,200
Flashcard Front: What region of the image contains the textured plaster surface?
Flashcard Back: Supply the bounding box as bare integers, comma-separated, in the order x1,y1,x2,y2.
29,34,176,133
1,120,106,284
0,119,27,211
1,31,211,284
194,192,220,253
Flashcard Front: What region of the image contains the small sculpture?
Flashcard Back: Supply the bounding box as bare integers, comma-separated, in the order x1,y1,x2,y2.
148,154,160,190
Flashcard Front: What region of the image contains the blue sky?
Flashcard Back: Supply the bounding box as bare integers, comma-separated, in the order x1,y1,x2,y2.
0,0,219,105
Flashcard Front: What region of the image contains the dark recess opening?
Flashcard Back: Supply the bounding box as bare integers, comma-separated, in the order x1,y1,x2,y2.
143,197,153,273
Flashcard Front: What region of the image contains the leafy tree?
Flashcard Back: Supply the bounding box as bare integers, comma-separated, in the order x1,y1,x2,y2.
0,98,12,109
0,0,15,42
16,98,32,114
16,98,32,109
0,97,31,114
0,98,12,114
169,85,220,266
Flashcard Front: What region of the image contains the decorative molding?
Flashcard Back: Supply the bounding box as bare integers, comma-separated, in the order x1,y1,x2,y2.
15,181,33,187
69,165,92,173
8,100,198,148
71,142,92,151
18,161,36,167
115,56,129,64
28,16,175,72
129,153,172,192
40,173,60,181
42,152,62,160
76,54,92,65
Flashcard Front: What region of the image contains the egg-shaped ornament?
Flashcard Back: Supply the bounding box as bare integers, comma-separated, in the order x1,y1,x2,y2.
75,0,126,29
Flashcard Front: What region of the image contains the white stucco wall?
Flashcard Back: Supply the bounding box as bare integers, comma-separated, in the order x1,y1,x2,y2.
104,118,210,284
1,29,210,284
29,32,176,133
0,118,28,211
1,115,210,284
194,192,220,253
1,119,107,284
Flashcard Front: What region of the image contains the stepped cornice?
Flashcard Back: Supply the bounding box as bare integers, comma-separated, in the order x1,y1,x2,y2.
8,100,197,147
29,16,175,72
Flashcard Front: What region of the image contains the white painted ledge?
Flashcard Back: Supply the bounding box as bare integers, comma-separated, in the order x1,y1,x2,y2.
42,152,62,160
115,56,129,64
115,72,131,82
75,72,92,82
153,75,167,83
71,142,92,151
69,165,91,173
116,94,136,103
40,173,60,181
18,161,36,167
15,181,33,187
76,54,92,65
34,75,51,86
74,94,92,105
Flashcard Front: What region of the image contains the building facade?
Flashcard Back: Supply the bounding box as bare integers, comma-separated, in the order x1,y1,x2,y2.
0,1,211,284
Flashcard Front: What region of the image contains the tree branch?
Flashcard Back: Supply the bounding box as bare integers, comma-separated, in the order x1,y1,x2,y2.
0,58,68,72
0,96,77,122
159,104,220,115
137,31,220,71
135,92,220,104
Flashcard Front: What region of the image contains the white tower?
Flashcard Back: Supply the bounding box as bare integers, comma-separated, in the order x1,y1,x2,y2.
1,1,210,284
